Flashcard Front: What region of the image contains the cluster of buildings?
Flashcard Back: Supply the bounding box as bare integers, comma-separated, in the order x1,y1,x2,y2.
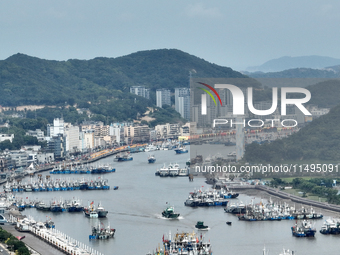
0,117,192,167
130,86,190,120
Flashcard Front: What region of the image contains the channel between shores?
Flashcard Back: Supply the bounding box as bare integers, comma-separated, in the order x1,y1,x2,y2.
225,184,340,213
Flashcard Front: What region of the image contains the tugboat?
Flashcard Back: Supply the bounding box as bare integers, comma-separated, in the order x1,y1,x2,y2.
148,154,156,163
162,206,180,219
195,221,208,230
89,222,115,239
291,220,316,237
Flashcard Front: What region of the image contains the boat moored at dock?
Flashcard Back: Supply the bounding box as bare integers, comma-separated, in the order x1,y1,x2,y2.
291,220,316,237
148,231,212,255
184,187,229,207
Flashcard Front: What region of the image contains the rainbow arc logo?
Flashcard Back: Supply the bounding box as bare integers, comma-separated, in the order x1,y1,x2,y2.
197,82,222,115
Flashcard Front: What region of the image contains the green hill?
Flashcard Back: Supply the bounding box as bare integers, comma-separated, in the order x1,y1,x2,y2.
243,103,340,162
306,79,340,108
0,49,255,124
0,49,248,107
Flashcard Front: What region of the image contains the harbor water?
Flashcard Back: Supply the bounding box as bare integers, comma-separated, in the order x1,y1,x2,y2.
13,146,340,255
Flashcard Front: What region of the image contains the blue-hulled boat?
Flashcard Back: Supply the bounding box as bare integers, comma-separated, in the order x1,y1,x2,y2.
114,153,133,162
174,146,188,154
291,220,316,237
148,154,156,163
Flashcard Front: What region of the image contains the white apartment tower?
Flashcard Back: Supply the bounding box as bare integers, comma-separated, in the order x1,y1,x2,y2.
156,89,171,108
175,88,190,120
130,86,150,99
65,125,80,153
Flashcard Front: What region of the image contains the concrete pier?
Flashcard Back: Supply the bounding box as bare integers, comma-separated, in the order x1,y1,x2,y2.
6,215,104,255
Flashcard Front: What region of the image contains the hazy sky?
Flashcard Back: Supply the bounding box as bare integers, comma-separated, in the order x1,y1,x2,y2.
1,0,340,70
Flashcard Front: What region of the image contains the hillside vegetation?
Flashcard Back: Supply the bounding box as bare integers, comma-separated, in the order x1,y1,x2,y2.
243,103,340,162
0,49,252,124
0,49,248,107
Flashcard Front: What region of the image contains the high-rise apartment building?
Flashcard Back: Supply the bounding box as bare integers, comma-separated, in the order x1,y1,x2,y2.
156,89,171,108
175,88,190,120
130,86,150,99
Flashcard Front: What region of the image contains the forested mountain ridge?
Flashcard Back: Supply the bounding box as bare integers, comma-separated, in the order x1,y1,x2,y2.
0,49,248,107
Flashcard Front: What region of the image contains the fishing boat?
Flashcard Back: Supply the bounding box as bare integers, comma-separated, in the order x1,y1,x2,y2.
319,218,339,234
96,202,108,218
79,179,88,190
262,247,295,255
148,231,212,255
50,201,65,212
89,222,115,239
84,202,98,218
36,202,51,211
291,220,316,237
44,219,55,228
195,221,208,230
184,188,229,207
148,154,156,163
114,153,133,162
174,146,188,154
144,144,158,152
162,206,180,219
66,199,84,212
278,249,295,255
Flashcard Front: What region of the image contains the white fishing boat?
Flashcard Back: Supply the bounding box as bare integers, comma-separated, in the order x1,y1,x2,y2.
144,144,158,152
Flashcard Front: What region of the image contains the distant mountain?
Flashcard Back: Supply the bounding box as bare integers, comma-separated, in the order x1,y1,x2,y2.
246,56,340,72
245,68,340,79
243,66,340,88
